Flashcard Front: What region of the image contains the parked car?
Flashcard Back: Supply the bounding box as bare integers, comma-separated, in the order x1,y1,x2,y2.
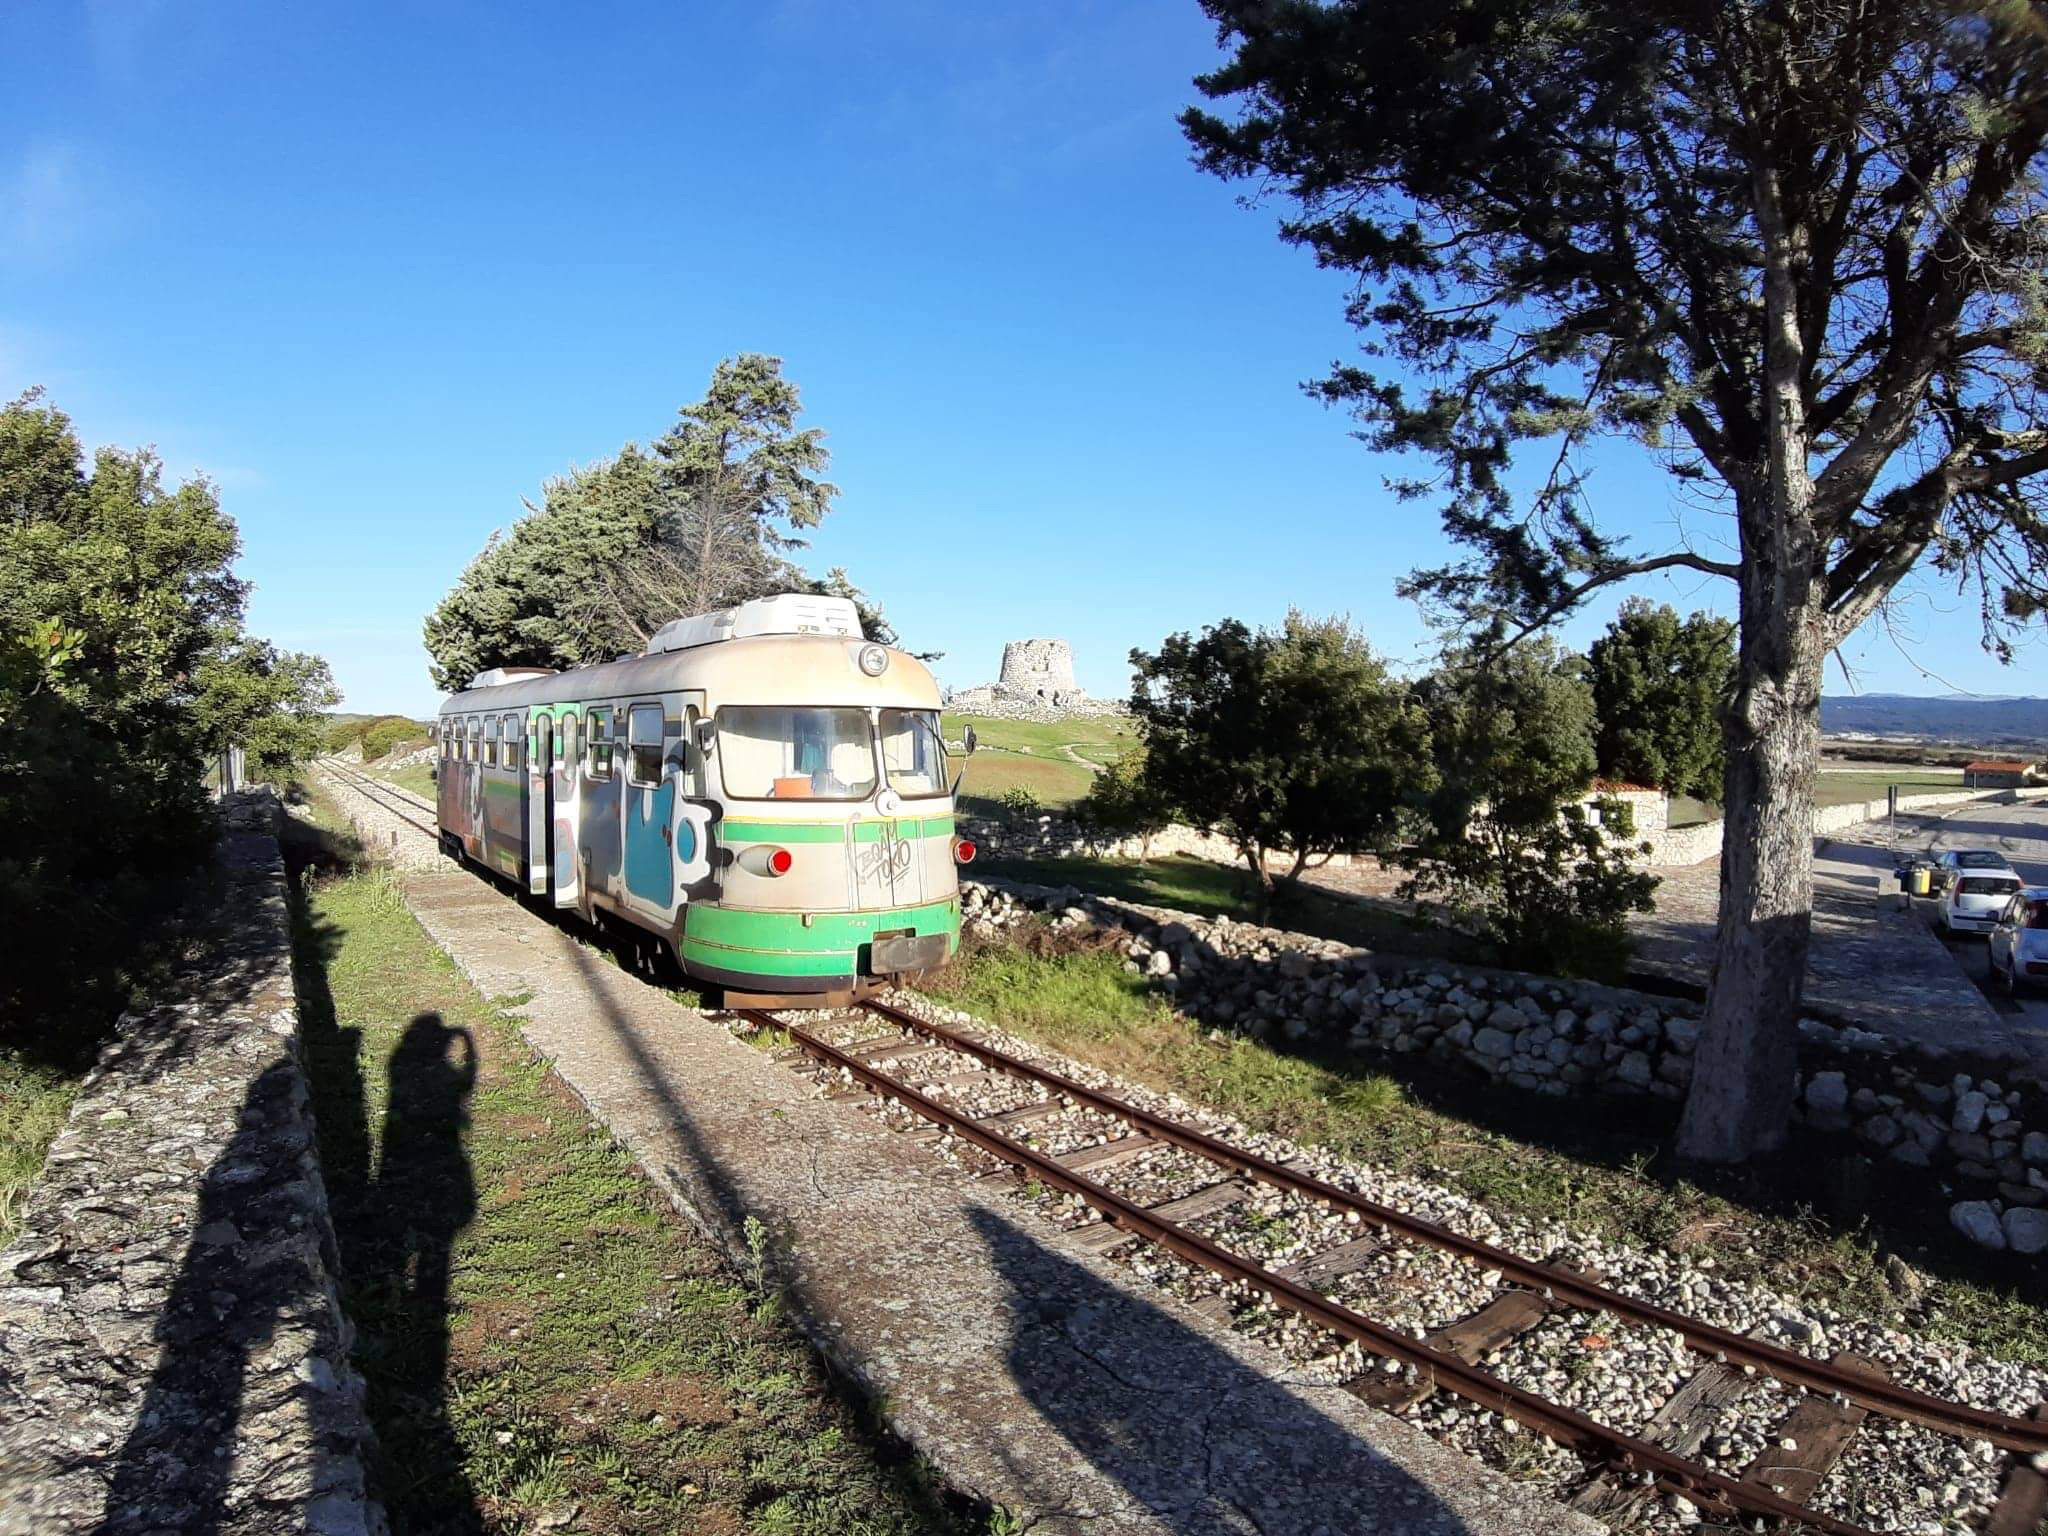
1935,848,2017,887
1990,888,2048,994
1938,864,2025,935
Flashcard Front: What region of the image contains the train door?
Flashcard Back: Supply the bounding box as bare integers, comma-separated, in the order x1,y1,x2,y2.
623,695,708,928
553,707,581,908
534,715,556,898
465,717,484,856
579,706,624,905
523,712,546,894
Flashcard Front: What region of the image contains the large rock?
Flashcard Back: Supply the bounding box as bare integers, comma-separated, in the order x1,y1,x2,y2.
1953,1090,1990,1135
1471,1027,1515,1060
1804,1071,1850,1116
2005,1207,2048,1255
1614,1051,1654,1088
2023,1131,2048,1166
1952,1200,2007,1250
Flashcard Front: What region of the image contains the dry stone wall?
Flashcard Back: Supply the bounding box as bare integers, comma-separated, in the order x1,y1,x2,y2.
0,793,383,1536
962,877,2048,1254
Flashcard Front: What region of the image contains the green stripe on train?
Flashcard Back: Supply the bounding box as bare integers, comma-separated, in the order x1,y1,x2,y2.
721,816,954,844
681,898,959,977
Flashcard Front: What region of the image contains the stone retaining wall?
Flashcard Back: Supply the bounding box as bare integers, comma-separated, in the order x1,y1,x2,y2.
964,877,2048,1254
0,793,383,1536
969,784,2048,873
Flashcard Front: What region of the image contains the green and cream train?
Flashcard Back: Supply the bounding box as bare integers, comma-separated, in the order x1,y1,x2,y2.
433,594,973,1003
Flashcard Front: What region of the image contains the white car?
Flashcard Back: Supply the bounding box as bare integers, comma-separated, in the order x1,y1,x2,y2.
1939,866,2025,935
1990,888,2048,995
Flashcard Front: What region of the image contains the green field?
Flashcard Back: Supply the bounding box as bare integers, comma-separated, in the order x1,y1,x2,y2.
1815,768,1966,807
943,712,1136,812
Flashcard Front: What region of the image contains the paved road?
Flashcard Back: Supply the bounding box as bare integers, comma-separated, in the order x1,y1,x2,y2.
1818,795,2048,1067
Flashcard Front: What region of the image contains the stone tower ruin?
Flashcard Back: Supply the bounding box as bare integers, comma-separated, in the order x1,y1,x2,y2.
998,638,1079,706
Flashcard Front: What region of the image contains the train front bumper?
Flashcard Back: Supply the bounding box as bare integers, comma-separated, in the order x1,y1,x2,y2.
679,897,960,993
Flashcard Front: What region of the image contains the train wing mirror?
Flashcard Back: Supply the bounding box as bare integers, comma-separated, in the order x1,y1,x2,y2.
693,717,716,753
950,725,976,798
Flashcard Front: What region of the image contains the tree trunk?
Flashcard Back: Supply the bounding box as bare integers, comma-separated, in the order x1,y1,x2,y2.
1676,618,1824,1162
1677,176,1826,1166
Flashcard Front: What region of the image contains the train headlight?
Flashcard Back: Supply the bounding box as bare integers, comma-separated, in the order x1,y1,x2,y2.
857,643,889,677
737,844,795,877
954,838,977,865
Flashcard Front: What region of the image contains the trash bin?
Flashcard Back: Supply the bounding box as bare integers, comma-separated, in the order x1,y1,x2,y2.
1908,864,1932,897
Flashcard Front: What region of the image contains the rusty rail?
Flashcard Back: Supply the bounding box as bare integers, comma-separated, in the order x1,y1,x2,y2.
746,1003,1907,1535
849,995,2048,1457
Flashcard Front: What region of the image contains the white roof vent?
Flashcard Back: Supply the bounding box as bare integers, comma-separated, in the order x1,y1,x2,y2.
646,593,863,654
467,666,557,689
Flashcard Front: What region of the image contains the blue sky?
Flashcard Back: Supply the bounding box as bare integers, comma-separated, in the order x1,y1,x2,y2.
2,0,2035,715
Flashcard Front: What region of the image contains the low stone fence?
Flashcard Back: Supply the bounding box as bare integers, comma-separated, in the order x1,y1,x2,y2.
963,877,2048,1255
968,784,2048,874
0,793,383,1536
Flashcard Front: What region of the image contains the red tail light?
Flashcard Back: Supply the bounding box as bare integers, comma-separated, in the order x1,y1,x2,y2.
954,838,976,865
767,847,793,876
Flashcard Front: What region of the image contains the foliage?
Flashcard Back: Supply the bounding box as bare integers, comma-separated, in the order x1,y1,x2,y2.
1072,752,1173,851
1587,600,1735,801
1128,612,1432,907
423,356,907,693
323,713,429,761
993,786,1045,820
0,388,331,1051
1401,643,1656,978
1183,0,2048,1159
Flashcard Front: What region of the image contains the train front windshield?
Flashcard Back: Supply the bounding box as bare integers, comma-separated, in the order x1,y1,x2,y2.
720,706,879,800
879,709,947,797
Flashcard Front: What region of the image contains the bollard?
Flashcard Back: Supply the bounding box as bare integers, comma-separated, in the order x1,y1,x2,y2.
391,829,398,849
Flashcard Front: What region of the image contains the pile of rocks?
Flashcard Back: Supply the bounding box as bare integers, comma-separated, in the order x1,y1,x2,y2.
961,877,2048,1254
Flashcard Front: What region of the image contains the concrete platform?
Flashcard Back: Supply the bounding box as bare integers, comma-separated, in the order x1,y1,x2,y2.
401,868,1597,1536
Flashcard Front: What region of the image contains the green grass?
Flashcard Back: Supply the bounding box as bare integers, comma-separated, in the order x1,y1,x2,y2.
290,856,973,1536
1814,769,1966,807
0,1053,79,1245
375,762,439,802
944,713,1135,813
978,851,1491,965
943,713,1135,756
922,933,2048,1368
955,754,1097,813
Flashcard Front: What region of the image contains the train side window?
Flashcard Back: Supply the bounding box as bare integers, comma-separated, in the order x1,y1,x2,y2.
562,710,579,770
467,718,481,762
501,712,522,770
627,703,663,786
485,717,501,768
586,708,613,779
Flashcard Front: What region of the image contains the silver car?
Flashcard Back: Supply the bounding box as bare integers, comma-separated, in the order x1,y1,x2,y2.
1990,888,2048,994
1941,867,2025,935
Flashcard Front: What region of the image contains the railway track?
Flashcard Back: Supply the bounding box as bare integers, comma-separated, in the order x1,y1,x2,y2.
317,758,441,839
308,763,2048,1532
742,994,2048,1536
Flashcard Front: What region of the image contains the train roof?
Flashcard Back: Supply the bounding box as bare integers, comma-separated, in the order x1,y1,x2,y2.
438,632,942,714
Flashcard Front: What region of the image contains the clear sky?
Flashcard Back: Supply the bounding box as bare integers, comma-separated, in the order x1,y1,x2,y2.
2,0,2037,715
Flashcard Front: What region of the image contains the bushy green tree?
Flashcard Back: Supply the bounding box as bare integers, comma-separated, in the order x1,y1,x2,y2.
423,356,906,692
1402,642,1657,979
1128,612,1432,910
1073,752,1173,855
1588,600,1735,801
0,389,330,1051
1184,0,2048,1159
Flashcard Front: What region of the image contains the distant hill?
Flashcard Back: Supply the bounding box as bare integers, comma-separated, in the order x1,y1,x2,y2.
1821,693,2048,746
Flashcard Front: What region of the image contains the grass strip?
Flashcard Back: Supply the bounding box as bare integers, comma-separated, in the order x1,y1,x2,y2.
0,1054,79,1246
291,861,973,1536
922,932,2048,1369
